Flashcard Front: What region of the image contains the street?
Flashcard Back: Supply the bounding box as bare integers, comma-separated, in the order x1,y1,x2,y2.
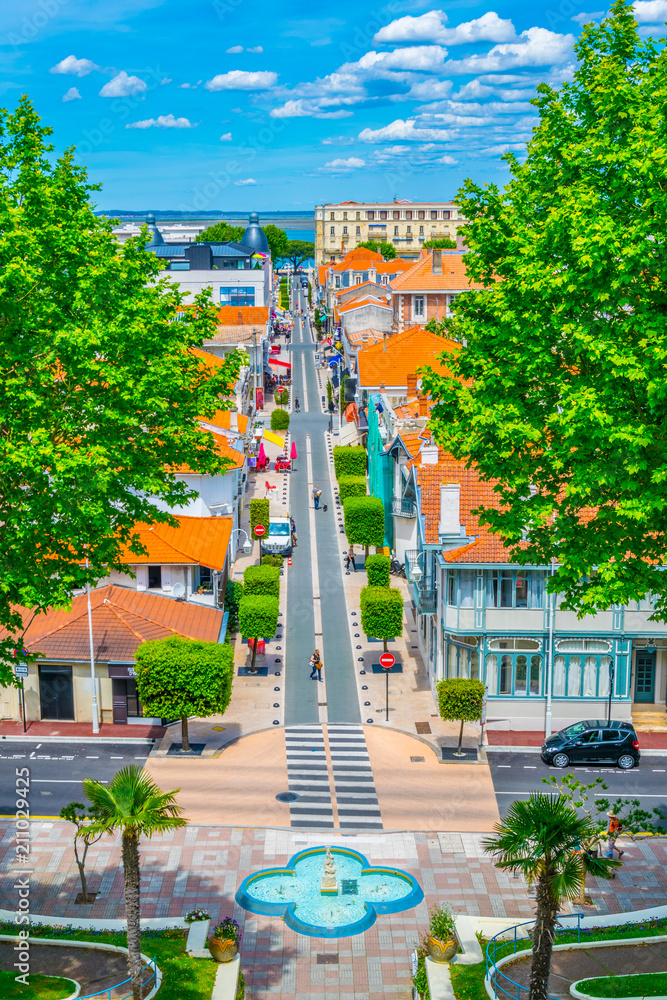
0,739,154,816
488,750,667,817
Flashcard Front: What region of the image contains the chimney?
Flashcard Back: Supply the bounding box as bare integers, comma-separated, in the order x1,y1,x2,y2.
406,373,418,395
361,331,368,345
230,411,238,433
439,482,461,537
432,249,442,274
420,443,438,465
418,394,428,416
383,332,387,353
237,309,243,324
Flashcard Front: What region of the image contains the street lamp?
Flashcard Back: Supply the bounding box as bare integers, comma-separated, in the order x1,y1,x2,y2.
231,528,253,558
411,563,422,584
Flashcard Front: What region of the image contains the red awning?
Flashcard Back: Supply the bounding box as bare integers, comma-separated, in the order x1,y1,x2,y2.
269,358,292,368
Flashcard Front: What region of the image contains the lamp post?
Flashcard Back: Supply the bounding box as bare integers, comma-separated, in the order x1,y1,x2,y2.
231,528,253,561
84,558,99,735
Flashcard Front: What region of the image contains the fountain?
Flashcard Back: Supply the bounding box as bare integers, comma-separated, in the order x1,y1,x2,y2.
235,846,423,938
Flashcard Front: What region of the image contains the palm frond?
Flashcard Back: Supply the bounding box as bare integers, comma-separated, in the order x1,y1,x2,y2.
83,766,187,837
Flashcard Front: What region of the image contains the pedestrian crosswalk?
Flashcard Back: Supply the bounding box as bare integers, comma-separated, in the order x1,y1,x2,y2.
285,725,334,829
283,725,383,830
327,724,383,830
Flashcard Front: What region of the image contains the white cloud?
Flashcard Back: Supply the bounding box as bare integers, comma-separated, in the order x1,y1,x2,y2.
50,55,99,77
125,114,196,129
439,155,458,164
358,118,452,142
444,27,575,74
419,99,534,116
475,142,527,155
405,78,453,101
62,86,81,102
452,78,535,101
571,11,604,22
226,45,244,53
633,0,667,20
374,10,515,46
235,178,257,185
205,70,278,90
248,46,264,53
161,77,172,85
321,156,366,171
321,135,355,145
99,71,147,97
270,99,353,118
357,45,448,72
220,132,233,141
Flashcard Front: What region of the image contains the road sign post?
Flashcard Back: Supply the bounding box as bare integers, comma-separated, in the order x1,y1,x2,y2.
14,663,28,733
379,652,395,722
254,524,266,538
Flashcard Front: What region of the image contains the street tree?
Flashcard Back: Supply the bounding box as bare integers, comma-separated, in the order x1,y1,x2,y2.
344,496,385,557
423,238,457,249
262,224,289,260
378,241,396,260
196,221,245,243
283,240,314,269
0,98,243,684
243,564,281,597
60,802,104,903
360,586,403,652
483,794,618,1000
238,594,279,674
421,3,667,618
357,240,379,253
436,677,485,755
84,767,186,1000
135,636,234,752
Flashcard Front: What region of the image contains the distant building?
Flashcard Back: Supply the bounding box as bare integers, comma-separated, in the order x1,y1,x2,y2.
390,249,489,332
314,200,465,266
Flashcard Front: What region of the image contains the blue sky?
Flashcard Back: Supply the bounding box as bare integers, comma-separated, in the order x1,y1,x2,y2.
1,0,664,210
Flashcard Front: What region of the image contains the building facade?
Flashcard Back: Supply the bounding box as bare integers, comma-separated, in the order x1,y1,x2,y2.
314,201,465,265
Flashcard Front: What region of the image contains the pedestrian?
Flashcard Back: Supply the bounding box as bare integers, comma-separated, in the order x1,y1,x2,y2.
295,397,300,412
345,545,357,572
309,650,323,681
328,401,335,414
313,485,322,509
606,811,624,861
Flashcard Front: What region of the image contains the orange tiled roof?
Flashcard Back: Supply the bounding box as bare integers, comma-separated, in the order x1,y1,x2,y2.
204,409,250,435
390,252,488,293
345,329,384,346
318,264,330,285
334,280,387,298
216,306,269,325
338,297,392,315
12,585,223,662
120,515,234,570
394,397,435,419
375,259,411,274
172,429,246,474
357,325,460,389
397,430,429,459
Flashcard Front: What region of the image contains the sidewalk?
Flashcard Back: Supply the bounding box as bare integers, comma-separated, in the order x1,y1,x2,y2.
487,730,667,749
0,720,164,741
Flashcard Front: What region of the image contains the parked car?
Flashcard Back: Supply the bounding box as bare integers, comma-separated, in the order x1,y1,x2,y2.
541,720,640,770
260,516,293,557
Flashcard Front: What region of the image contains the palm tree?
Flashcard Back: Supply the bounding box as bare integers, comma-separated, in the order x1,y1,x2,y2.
84,767,187,1000
482,793,619,1000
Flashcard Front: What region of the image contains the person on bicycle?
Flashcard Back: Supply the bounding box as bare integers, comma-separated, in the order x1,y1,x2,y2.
295,397,300,412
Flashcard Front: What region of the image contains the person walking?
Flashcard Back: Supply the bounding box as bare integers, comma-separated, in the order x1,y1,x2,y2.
606,811,624,862
312,485,322,510
294,397,300,412
309,650,323,681
345,545,357,573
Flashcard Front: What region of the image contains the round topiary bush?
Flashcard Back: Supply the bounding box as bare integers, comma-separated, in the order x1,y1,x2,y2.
271,408,290,432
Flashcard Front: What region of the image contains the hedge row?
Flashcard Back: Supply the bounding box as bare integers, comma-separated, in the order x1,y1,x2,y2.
338,476,367,504
224,580,244,631
343,496,385,548
271,408,290,432
360,586,403,642
333,445,366,478
366,554,390,588
243,564,281,597
250,498,270,540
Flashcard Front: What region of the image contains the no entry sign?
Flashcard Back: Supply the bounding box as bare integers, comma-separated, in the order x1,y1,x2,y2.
379,652,395,670
254,525,266,537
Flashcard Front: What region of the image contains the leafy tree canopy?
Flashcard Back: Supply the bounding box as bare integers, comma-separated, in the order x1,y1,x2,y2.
422,2,667,618
423,238,457,249
135,635,234,721
196,221,245,243
262,223,289,260
0,98,242,684
357,240,379,253
283,240,315,269
379,241,396,260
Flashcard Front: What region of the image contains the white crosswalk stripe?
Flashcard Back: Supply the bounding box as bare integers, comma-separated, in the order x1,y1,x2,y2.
285,726,334,829
327,724,383,830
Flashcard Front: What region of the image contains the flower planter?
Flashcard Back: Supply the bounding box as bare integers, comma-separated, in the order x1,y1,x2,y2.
427,934,458,963
208,937,239,963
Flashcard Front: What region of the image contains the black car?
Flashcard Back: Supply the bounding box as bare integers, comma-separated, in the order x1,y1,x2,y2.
541,720,640,770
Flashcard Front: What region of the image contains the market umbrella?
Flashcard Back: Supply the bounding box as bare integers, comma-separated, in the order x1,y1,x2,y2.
257,442,267,469
290,439,297,470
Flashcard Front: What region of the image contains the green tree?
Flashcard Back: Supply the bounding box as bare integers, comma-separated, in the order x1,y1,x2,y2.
249,498,270,540
338,476,367,504
84,767,186,1000
423,237,457,249
196,221,245,243
344,496,385,556
436,677,485,755
60,802,104,903
365,554,390,588
135,636,234,752
307,281,312,306
357,239,379,253
483,794,618,1000
422,3,667,618
243,564,280,597
271,408,290,432
0,98,243,684
379,241,396,260
224,579,244,631
284,240,315,269
262,224,289,260
333,445,367,478
424,316,460,339
239,594,279,674
360,585,403,651
274,387,289,407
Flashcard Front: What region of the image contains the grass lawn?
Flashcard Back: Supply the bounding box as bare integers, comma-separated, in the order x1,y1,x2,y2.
577,972,667,997
0,970,76,998
0,924,219,1000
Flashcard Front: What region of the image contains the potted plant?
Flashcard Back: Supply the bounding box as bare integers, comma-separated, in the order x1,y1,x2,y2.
209,917,242,963
185,908,210,923
426,903,458,963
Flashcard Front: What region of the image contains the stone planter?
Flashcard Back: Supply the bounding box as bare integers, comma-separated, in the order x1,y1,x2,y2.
427,934,458,963
208,937,239,963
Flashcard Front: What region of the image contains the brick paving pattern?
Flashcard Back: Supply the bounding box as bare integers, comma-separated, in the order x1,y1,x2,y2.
2,822,667,999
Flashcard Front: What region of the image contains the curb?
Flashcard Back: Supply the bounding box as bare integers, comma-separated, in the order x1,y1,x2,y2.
571,978,667,1000
485,745,667,757
0,734,156,745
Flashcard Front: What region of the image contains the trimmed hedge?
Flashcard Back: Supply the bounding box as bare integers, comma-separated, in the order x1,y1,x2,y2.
224,579,244,631
436,678,485,724
366,554,390,588
250,498,270,540
360,586,403,643
338,476,367,504
274,387,289,406
343,495,385,548
243,564,280,597
262,554,284,568
333,445,366,478
239,594,279,639
271,408,290,432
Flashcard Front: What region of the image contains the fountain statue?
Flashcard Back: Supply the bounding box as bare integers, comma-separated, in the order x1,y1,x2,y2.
320,847,338,895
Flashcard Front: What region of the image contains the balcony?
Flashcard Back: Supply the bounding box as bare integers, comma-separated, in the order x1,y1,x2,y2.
392,497,417,518
416,588,437,615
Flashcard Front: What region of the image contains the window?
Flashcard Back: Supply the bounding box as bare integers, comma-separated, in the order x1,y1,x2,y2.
380,211,388,219
488,638,540,651
447,572,455,606
356,211,360,219
443,211,450,219
556,638,611,652
343,212,348,220
405,210,412,220
460,569,474,608
148,565,162,589
368,211,375,220
418,210,425,220
343,226,348,235
407,225,412,234
554,652,612,698
220,286,255,306
489,570,544,608
394,226,399,236
485,649,542,696
419,225,424,236
356,226,361,236
330,212,335,220
330,226,335,236
170,261,190,270
430,210,438,219
580,729,601,744
602,730,620,742
413,295,425,318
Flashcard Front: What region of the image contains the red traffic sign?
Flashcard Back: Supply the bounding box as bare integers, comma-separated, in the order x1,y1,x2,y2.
254,525,266,537
379,652,395,670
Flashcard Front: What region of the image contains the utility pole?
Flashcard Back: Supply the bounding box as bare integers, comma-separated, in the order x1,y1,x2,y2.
85,558,100,734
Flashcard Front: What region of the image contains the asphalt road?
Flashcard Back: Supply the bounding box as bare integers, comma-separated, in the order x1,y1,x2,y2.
488,750,667,818
0,739,153,816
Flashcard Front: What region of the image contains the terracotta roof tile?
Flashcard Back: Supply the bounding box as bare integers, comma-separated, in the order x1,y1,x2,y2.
357,325,460,389
338,297,392,315
390,251,488,293
204,409,249,435
11,585,223,662
120,516,234,571
216,306,269,325
172,429,246,474
334,280,387,298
